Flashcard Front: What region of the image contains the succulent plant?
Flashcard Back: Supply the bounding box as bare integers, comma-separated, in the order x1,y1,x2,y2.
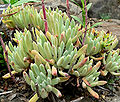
2,1,120,101
31,29,85,66
5,4,120,100
81,61,107,99
2,5,45,30
71,55,107,99
101,31,118,51
5,27,108,99
6,21,83,72
84,28,118,56
6,29,33,72
2,5,76,35
101,49,120,76
23,63,63,98
46,7,75,35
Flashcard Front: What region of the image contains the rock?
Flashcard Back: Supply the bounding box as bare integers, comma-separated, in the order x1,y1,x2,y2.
109,19,120,25
88,0,120,20
70,97,84,102
108,96,120,102
70,97,94,102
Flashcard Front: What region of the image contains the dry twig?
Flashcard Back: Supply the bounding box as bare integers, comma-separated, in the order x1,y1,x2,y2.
0,33,15,82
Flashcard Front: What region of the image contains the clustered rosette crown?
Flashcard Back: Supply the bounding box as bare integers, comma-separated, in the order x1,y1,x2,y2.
3,5,120,100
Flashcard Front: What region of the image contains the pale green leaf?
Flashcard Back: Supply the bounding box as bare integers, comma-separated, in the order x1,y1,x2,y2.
87,3,92,11
71,15,83,25
88,22,103,30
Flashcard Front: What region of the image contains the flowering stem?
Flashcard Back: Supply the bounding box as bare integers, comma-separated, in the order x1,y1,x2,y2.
0,34,15,82
82,0,87,46
66,0,70,18
42,0,48,34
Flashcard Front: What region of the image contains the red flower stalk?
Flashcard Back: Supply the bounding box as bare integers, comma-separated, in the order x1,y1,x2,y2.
82,0,87,45
42,0,48,34
0,34,15,82
66,0,70,18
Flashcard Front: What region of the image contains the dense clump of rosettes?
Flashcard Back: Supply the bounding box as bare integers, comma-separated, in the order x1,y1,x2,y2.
4,5,119,100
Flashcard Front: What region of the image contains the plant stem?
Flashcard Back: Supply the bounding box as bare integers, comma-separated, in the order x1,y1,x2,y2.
42,0,48,34
66,0,70,18
0,34,15,82
82,0,87,46
35,84,40,98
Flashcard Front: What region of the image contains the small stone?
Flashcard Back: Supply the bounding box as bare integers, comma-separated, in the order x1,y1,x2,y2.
101,95,105,99
1,99,4,102
70,97,84,102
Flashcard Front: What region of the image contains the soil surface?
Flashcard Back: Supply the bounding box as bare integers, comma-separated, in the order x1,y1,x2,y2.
0,73,120,102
